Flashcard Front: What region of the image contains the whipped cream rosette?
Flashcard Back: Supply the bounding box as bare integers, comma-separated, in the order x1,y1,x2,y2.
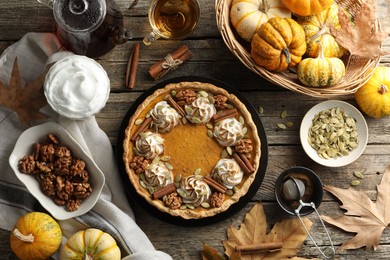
213,118,245,146
177,175,211,207
44,55,110,119
150,101,181,133
143,163,174,190
185,97,216,124
134,131,164,159
211,158,244,189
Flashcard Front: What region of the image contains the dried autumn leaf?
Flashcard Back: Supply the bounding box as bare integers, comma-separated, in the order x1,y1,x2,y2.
321,164,390,251
0,58,48,125
223,203,312,259
202,242,225,260
330,0,389,58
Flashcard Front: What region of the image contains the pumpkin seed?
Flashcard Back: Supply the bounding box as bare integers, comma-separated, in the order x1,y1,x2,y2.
180,205,187,210
185,106,194,114
226,104,234,109
221,149,228,158
194,168,202,176
350,180,361,186
164,162,174,170
171,90,176,97
208,95,215,104
191,116,202,124
277,123,287,129
206,123,213,129
226,189,234,196
226,146,233,155
239,116,245,125
207,129,213,138
258,106,264,114
160,155,171,162
280,110,287,119
286,121,294,128
135,118,143,125
353,171,364,179
175,174,182,183
201,202,210,208
186,204,195,209
198,91,208,98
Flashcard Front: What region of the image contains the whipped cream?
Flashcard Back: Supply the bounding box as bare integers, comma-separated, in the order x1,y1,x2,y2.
185,97,216,124
44,55,110,119
150,101,181,133
213,118,245,146
134,131,164,159
211,159,244,189
177,175,211,207
143,163,173,190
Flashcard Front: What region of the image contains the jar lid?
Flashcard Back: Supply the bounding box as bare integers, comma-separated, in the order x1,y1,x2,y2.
53,0,107,34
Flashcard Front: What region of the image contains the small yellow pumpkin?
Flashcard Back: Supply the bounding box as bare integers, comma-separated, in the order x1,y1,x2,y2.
355,66,390,118
297,3,347,58
251,17,306,72
230,0,291,42
10,212,62,260
60,228,121,260
281,0,334,16
297,42,345,87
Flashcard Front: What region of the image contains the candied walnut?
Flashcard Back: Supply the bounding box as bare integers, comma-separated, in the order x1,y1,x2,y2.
164,192,182,210
53,197,66,206
32,143,41,160
130,156,150,174
175,89,197,106
18,155,36,174
66,198,82,212
54,157,72,175
214,95,228,110
73,183,92,199
235,139,253,154
40,143,55,162
36,161,52,174
210,192,225,208
72,169,89,183
55,146,71,158
46,133,60,145
71,159,86,171
40,177,56,196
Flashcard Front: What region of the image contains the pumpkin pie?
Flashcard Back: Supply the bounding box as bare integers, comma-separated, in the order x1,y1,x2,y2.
122,81,261,219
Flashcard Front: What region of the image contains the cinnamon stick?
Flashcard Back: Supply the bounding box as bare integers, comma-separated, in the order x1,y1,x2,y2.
152,183,176,199
235,242,283,254
126,43,141,89
233,153,251,175
130,117,152,141
204,176,227,194
148,45,192,80
239,153,255,174
167,96,186,117
213,108,238,122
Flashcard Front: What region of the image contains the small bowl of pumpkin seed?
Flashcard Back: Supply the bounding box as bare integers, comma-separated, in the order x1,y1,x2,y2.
300,100,368,167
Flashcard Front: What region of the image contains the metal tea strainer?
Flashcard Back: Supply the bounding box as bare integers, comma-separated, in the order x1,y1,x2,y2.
275,167,335,259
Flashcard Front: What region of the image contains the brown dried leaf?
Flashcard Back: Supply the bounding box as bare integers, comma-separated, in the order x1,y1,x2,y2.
202,242,225,260
330,0,389,58
321,164,390,251
223,203,312,259
0,58,48,125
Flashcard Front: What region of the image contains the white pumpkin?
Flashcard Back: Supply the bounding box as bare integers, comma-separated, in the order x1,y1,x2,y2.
230,0,291,42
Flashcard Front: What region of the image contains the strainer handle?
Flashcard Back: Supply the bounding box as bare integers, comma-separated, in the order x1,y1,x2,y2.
295,202,335,259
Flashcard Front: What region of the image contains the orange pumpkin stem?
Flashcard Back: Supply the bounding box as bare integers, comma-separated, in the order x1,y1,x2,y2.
378,84,388,95
12,228,34,243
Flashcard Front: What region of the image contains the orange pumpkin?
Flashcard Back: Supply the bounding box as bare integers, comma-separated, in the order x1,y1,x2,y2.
281,0,334,16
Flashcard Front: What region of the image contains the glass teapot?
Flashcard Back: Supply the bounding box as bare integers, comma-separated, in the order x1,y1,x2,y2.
38,0,132,57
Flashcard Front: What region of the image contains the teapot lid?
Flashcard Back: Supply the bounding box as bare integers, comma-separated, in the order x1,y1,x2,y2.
53,0,107,33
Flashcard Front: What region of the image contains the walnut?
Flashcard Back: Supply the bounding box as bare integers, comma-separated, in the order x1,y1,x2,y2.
40,143,55,162
53,157,72,175
164,192,183,210
66,198,82,212
39,177,56,196
130,156,150,174
214,95,228,110
210,192,225,208
36,161,52,174
32,143,41,160
175,89,197,106
18,155,36,174
72,169,89,183
53,197,66,206
56,179,73,200
71,159,86,171
55,146,71,158
73,183,92,199
235,139,253,154
46,133,60,145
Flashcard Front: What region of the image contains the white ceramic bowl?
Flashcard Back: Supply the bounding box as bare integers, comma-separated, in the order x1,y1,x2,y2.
300,100,368,167
9,122,105,220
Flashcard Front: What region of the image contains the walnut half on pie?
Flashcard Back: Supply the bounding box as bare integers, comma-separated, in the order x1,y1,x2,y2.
123,81,261,219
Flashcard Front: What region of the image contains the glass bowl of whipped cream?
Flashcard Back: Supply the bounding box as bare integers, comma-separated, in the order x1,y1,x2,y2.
44,54,110,119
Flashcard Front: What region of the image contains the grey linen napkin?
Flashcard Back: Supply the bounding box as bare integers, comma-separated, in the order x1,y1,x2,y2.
0,32,172,260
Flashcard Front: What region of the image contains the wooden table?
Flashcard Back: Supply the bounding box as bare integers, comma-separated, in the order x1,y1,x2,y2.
1,0,390,259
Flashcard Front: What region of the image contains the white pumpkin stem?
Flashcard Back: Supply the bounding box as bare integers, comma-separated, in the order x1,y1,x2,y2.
12,228,34,243
316,41,325,59
308,26,330,42
260,0,270,13
378,84,388,95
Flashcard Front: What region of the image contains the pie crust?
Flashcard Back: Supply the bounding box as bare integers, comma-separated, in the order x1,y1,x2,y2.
123,81,261,219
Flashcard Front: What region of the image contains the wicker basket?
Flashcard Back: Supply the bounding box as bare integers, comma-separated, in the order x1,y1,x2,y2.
215,0,382,98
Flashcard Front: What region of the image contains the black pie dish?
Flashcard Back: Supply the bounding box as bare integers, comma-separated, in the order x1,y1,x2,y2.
115,76,268,226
